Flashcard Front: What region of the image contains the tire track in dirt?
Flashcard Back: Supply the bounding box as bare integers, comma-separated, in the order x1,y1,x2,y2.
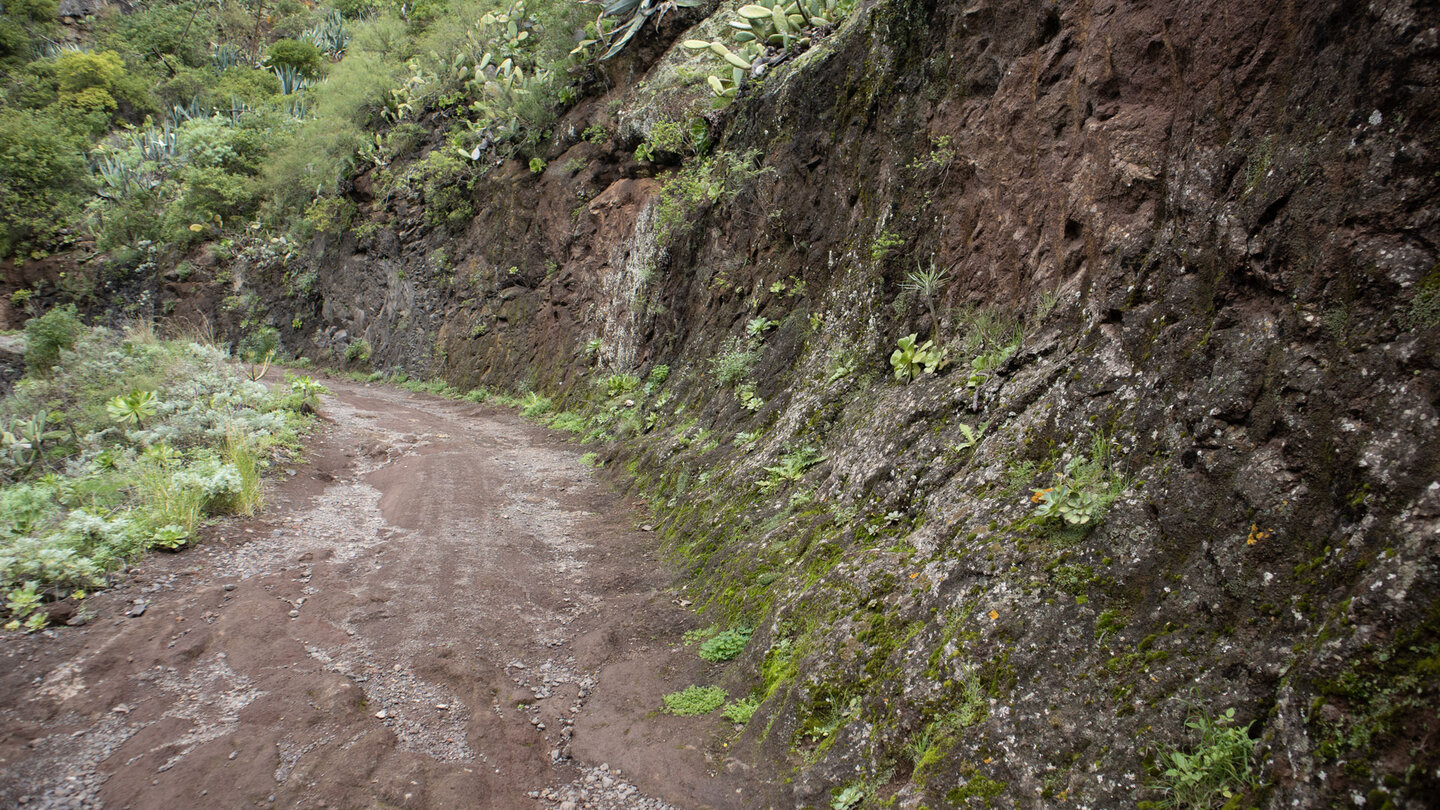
0,375,780,810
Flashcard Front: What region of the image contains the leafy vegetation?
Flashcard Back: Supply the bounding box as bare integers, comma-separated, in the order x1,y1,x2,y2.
722,695,759,724
654,149,771,244
681,0,856,102
1030,435,1127,527
758,444,824,493
1148,706,1259,808
889,333,947,382
698,625,752,661
0,0,592,260
1,316,312,630
662,684,727,715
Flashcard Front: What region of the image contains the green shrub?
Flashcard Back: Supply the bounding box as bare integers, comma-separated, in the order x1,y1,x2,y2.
519,392,553,418
333,0,377,18
23,304,82,372
266,39,326,77
344,337,372,366
654,149,771,245
601,373,640,397
0,108,89,256
710,336,759,389
1,325,313,622
238,326,282,363
7,0,58,24
98,2,214,68
662,684,726,716
548,411,587,433
698,626,752,662
53,49,136,114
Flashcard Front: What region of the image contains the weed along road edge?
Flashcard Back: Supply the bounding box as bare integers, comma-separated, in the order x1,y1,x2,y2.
0,374,779,810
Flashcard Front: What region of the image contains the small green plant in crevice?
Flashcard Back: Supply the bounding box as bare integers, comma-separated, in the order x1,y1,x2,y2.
758,445,825,493
906,134,956,177
902,260,949,340
662,684,726,716
890,333,947,382
633,120,689,162
1096,608,1127,643
710,336,761,389
581,125,609,144
746,316,778,337
949,422,986,454
528,157,547,173
698,626,752,662
722,695,759,724
955,306,1023,388
344,338,372,366
1030,435,1127,527
519,392,554,418
601,373,640,397
653,149,772,245
831,782,865,810
947,766,1007,805
1148,706,1259,809
904,718,958,786
578,451,602,468
869,228,905,261
736,383,764,412
1404,271,1440,330
683,624,719,644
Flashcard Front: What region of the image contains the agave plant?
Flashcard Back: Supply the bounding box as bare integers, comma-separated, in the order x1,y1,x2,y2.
305,10,351,58
275,64,310,95
211,43,244,71
596,0,707,60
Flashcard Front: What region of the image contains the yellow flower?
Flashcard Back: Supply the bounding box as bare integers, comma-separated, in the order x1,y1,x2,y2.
189,223,204,232
988,610,999,620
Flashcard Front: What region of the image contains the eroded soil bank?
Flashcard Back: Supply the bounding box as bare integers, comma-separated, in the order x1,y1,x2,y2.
0,375,778,810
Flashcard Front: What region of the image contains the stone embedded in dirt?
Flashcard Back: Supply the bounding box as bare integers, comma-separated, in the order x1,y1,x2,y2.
45,601,76,624
127,601,146,617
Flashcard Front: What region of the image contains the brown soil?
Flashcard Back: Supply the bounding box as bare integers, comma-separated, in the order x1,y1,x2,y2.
0,375,780,810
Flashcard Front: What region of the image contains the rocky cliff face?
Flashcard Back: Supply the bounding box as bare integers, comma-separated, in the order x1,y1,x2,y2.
211,0,1438,806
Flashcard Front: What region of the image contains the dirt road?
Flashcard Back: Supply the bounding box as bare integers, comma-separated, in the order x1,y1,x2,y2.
0,376,774,809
